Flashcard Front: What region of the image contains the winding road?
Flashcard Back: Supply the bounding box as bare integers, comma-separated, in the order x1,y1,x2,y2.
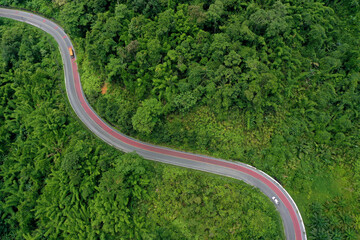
0,8,306,239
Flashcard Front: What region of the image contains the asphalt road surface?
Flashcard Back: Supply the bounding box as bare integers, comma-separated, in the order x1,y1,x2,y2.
0,8,307,240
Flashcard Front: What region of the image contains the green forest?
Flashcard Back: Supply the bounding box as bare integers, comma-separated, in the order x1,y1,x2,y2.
1,0,360,239
0,18,283,239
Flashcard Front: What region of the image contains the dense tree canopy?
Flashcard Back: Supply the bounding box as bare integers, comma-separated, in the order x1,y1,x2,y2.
0,16,282,240
1,0,360,239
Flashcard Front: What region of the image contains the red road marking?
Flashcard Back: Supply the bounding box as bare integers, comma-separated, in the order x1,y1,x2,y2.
54,26,58,30
63,35,67,39
43,19,46,23
70,58,303,239
31,14,33,17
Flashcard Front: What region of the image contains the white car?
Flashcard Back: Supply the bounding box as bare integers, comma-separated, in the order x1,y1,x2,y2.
272,196,279,205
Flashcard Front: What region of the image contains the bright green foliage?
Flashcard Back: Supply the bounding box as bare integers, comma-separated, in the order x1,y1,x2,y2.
132,98,163,135
90,153,154,238
64,1,358,239
147,167,282,239
0,17,282,240
1,0,360,239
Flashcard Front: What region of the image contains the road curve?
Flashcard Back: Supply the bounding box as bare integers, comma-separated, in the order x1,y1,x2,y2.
0,8,306,240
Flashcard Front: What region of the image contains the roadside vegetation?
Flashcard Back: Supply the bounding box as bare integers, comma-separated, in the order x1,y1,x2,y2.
0,19,282,239
1,0,360,239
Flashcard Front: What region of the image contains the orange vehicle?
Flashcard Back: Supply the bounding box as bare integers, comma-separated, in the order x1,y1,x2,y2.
68,47,74,58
